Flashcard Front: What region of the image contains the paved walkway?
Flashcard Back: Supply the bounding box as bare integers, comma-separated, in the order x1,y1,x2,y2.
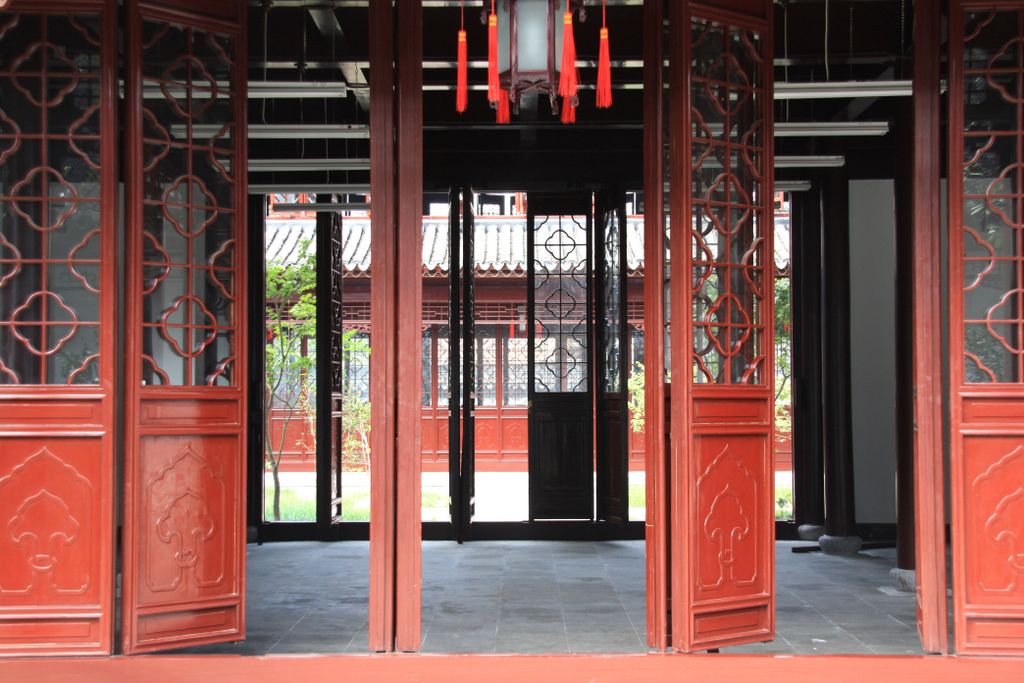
176,540,926,655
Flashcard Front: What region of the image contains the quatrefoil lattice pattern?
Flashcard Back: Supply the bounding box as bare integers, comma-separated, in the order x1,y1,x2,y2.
689,19,767,386
532,215,588,393
960,9,1024,384
139,21,238,387
0,14,105,385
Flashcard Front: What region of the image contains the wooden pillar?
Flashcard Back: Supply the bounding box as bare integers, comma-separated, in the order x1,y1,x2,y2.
893,104,916,572
910,0,948,653
791,179,826,537
394,0,424,652
368,0,398,653
642,0,669,651
820,163,861,551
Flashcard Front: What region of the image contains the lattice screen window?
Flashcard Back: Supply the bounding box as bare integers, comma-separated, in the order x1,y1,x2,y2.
689,19,767,386
960,9,1024,383
0,14,105,385
139,21,237,386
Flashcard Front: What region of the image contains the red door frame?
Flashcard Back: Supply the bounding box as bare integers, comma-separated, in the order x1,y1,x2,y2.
121,0,248,654
911,0,949,655
642,0,670,651
394,0,425,653
668,0,776,652
368,0,398,653
948,0,1024,656
0,0,117,656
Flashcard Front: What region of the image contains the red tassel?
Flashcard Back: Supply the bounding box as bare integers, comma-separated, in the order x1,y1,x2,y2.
456,29,468,113
497,88,510,124
558,5,577,98
596,28,612,108
487,1,499,103
561,96,576,125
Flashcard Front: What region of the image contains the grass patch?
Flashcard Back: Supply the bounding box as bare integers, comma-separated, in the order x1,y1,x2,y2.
264,487,316,522
775,485,793,521
628,483,645,509
263,488,449,523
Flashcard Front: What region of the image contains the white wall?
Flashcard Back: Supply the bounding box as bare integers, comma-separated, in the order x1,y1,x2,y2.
848,180,898,523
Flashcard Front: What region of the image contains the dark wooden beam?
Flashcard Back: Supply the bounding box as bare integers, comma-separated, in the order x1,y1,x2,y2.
893,103,916,571
791,177,826,534
247,194,267,544
820,162,859,544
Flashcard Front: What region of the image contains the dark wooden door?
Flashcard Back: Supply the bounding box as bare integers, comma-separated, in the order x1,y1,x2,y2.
122,0,247,654
317,201,344,525
0,0,118,656
596,191,630,523
527,194,593,521
447,185,475,541
668,0,775,651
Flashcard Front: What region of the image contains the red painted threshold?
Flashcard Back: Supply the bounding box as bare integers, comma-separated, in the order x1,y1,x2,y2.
1,654,1021,683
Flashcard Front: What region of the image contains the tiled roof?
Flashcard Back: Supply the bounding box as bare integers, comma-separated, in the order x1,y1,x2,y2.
266,216,648,275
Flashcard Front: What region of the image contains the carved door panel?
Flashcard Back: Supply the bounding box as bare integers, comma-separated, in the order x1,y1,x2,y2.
0,0,117,656
949,2,1024,655
668,0,775,651
596,190,629,523
122,0,247,654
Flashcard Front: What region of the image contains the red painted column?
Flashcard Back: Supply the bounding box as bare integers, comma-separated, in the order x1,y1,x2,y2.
368,0,398,653
394,0,424,652
642,0,669,651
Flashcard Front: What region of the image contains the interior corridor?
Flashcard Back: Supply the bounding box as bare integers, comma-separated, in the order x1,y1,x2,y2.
174,541,926,656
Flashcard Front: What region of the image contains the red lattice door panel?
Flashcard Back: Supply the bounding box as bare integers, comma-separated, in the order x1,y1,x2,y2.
121,0,247,654
949,2,1024,655
0,1,117,657
668,0,775,652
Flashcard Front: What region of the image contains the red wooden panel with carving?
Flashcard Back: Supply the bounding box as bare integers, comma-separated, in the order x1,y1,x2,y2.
949,1,1024,655
0,0,117,657
669,0,774,652
122,0,247,654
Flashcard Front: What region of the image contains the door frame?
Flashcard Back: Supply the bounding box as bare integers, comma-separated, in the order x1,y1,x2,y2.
526,192,595,522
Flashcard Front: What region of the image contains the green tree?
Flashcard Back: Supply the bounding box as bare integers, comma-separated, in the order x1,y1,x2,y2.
339,329,372,470
774,277,793,436
264,239,317,521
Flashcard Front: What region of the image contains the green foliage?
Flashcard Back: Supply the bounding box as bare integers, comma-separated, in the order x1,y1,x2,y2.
264,487,316,522
263,241,375,520
774,277,793,436
628,483,645,509
264,240,318,521
339,329,372,471
775,485,794,521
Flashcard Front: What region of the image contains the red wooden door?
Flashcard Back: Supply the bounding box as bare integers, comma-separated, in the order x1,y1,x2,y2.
949,1,1024,656
668,0,775,652
0,0,117,656
121,0,247,653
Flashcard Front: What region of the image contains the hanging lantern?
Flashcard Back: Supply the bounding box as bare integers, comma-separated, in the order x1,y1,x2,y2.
489,0,586,122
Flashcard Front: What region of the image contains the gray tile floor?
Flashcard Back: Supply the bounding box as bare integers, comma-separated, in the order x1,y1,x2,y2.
177,539,928,655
